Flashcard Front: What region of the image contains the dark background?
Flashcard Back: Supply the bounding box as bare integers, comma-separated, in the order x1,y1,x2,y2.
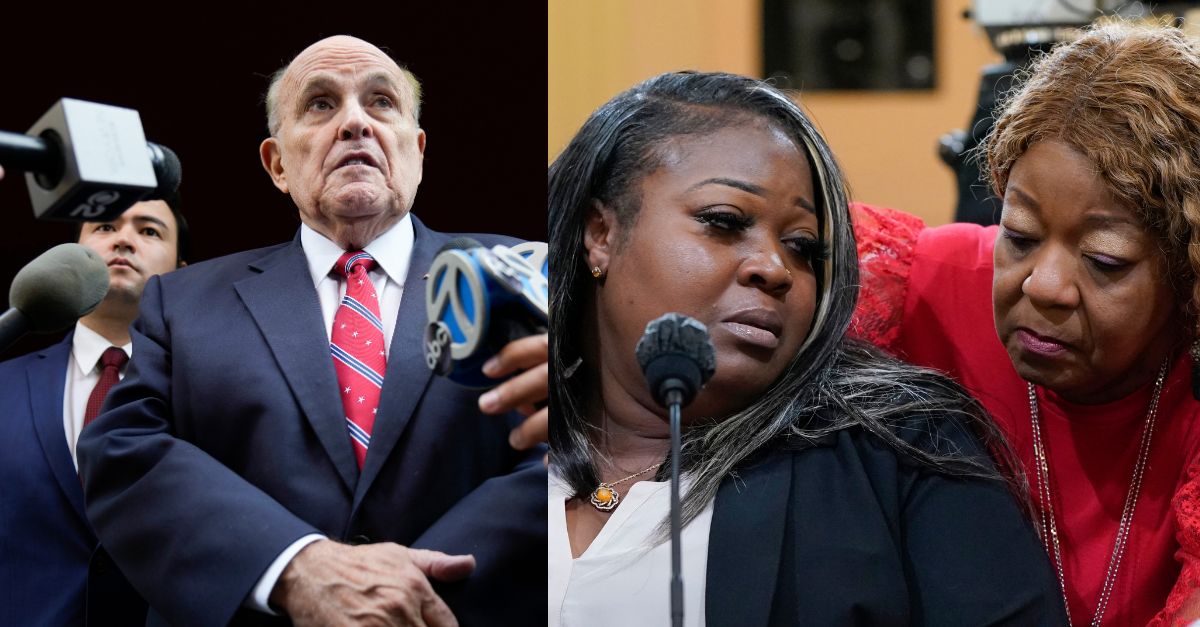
0,3,546,360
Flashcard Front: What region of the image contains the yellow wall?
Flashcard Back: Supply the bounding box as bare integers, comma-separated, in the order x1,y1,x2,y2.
548,0,1000,226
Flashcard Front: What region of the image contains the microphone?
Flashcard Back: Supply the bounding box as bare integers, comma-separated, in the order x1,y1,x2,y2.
636,313,717,408
0,98,182,222
635,313,716,627
423,238,548,387
0,243,110,353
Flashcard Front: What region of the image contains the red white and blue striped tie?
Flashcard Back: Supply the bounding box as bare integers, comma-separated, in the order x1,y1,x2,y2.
331,251,386,469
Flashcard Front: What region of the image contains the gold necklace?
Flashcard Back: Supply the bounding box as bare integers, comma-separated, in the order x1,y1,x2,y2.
1028,360,1168,627
589,462,663,511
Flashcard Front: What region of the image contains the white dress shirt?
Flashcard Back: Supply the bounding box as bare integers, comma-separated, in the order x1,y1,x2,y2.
300,213,414,348
63,321,132,470
247,215,415,613
548,471,712,627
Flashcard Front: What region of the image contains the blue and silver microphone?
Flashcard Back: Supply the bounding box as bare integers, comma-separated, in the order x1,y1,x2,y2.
423,238,548,387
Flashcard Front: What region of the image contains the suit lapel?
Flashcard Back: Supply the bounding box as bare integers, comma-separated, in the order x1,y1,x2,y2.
706,451,793,627
353,218,441,506
29,336,91,530
234,238,358,493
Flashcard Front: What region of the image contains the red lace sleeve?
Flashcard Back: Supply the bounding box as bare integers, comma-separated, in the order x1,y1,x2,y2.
847,202,926,353
1151,455,1200,626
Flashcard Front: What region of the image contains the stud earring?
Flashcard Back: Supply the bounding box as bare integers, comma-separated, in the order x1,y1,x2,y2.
592,266,603,278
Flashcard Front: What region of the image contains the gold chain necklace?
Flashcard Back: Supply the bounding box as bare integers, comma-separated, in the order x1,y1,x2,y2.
1028,360,1167,627
589,462,664,511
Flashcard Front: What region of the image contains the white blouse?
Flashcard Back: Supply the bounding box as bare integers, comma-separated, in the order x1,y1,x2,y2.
548,472,714,627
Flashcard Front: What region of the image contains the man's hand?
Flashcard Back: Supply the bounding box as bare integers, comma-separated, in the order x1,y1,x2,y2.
478,333,548,450
270,539,474,627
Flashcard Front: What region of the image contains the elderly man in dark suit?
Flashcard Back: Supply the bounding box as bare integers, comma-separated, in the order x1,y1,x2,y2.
78,35,546,627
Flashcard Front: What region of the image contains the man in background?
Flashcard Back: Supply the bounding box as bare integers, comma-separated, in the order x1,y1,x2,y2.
79,35,545,626
0,196,188,626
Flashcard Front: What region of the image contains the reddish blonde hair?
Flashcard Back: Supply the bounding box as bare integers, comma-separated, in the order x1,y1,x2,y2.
987,21,1200,315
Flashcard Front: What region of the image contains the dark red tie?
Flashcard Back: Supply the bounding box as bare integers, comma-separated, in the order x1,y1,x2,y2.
331,251,387,468
82,346,128,428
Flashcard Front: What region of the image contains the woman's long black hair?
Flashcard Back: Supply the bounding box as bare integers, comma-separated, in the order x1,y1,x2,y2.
549,71,1021,531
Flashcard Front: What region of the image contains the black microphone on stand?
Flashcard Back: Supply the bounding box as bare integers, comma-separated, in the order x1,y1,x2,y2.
635,313,716,627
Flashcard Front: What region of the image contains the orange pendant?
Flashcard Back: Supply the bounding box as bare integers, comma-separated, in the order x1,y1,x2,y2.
589,483,619,511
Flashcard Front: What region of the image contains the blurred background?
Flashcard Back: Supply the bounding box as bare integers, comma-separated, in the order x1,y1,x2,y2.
548,0,1199,227
0,2,545,360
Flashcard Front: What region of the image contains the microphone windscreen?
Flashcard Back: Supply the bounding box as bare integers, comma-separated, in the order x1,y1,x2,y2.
9,243,109,333
635,313,717,407
438,237,484,254
147,142,182,199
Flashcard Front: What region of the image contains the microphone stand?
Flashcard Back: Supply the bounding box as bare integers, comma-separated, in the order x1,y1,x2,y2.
667,387,684,627
636,312,716,627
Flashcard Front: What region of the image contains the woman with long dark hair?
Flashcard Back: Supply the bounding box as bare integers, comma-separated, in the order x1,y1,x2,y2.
548,71,1064,625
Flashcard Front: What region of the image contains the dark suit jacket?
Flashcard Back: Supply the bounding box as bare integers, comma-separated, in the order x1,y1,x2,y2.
0,336,145,627
706,415,1068,626
77,216,546,627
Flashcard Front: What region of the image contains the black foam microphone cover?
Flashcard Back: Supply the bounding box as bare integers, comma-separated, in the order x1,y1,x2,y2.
635,313,717,408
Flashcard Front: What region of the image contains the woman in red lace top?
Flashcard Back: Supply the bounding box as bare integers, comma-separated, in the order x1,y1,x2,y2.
851,22,1200,626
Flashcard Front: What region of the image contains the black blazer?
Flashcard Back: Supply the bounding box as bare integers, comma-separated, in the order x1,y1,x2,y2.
78,216,546,627
706,416,1067,626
